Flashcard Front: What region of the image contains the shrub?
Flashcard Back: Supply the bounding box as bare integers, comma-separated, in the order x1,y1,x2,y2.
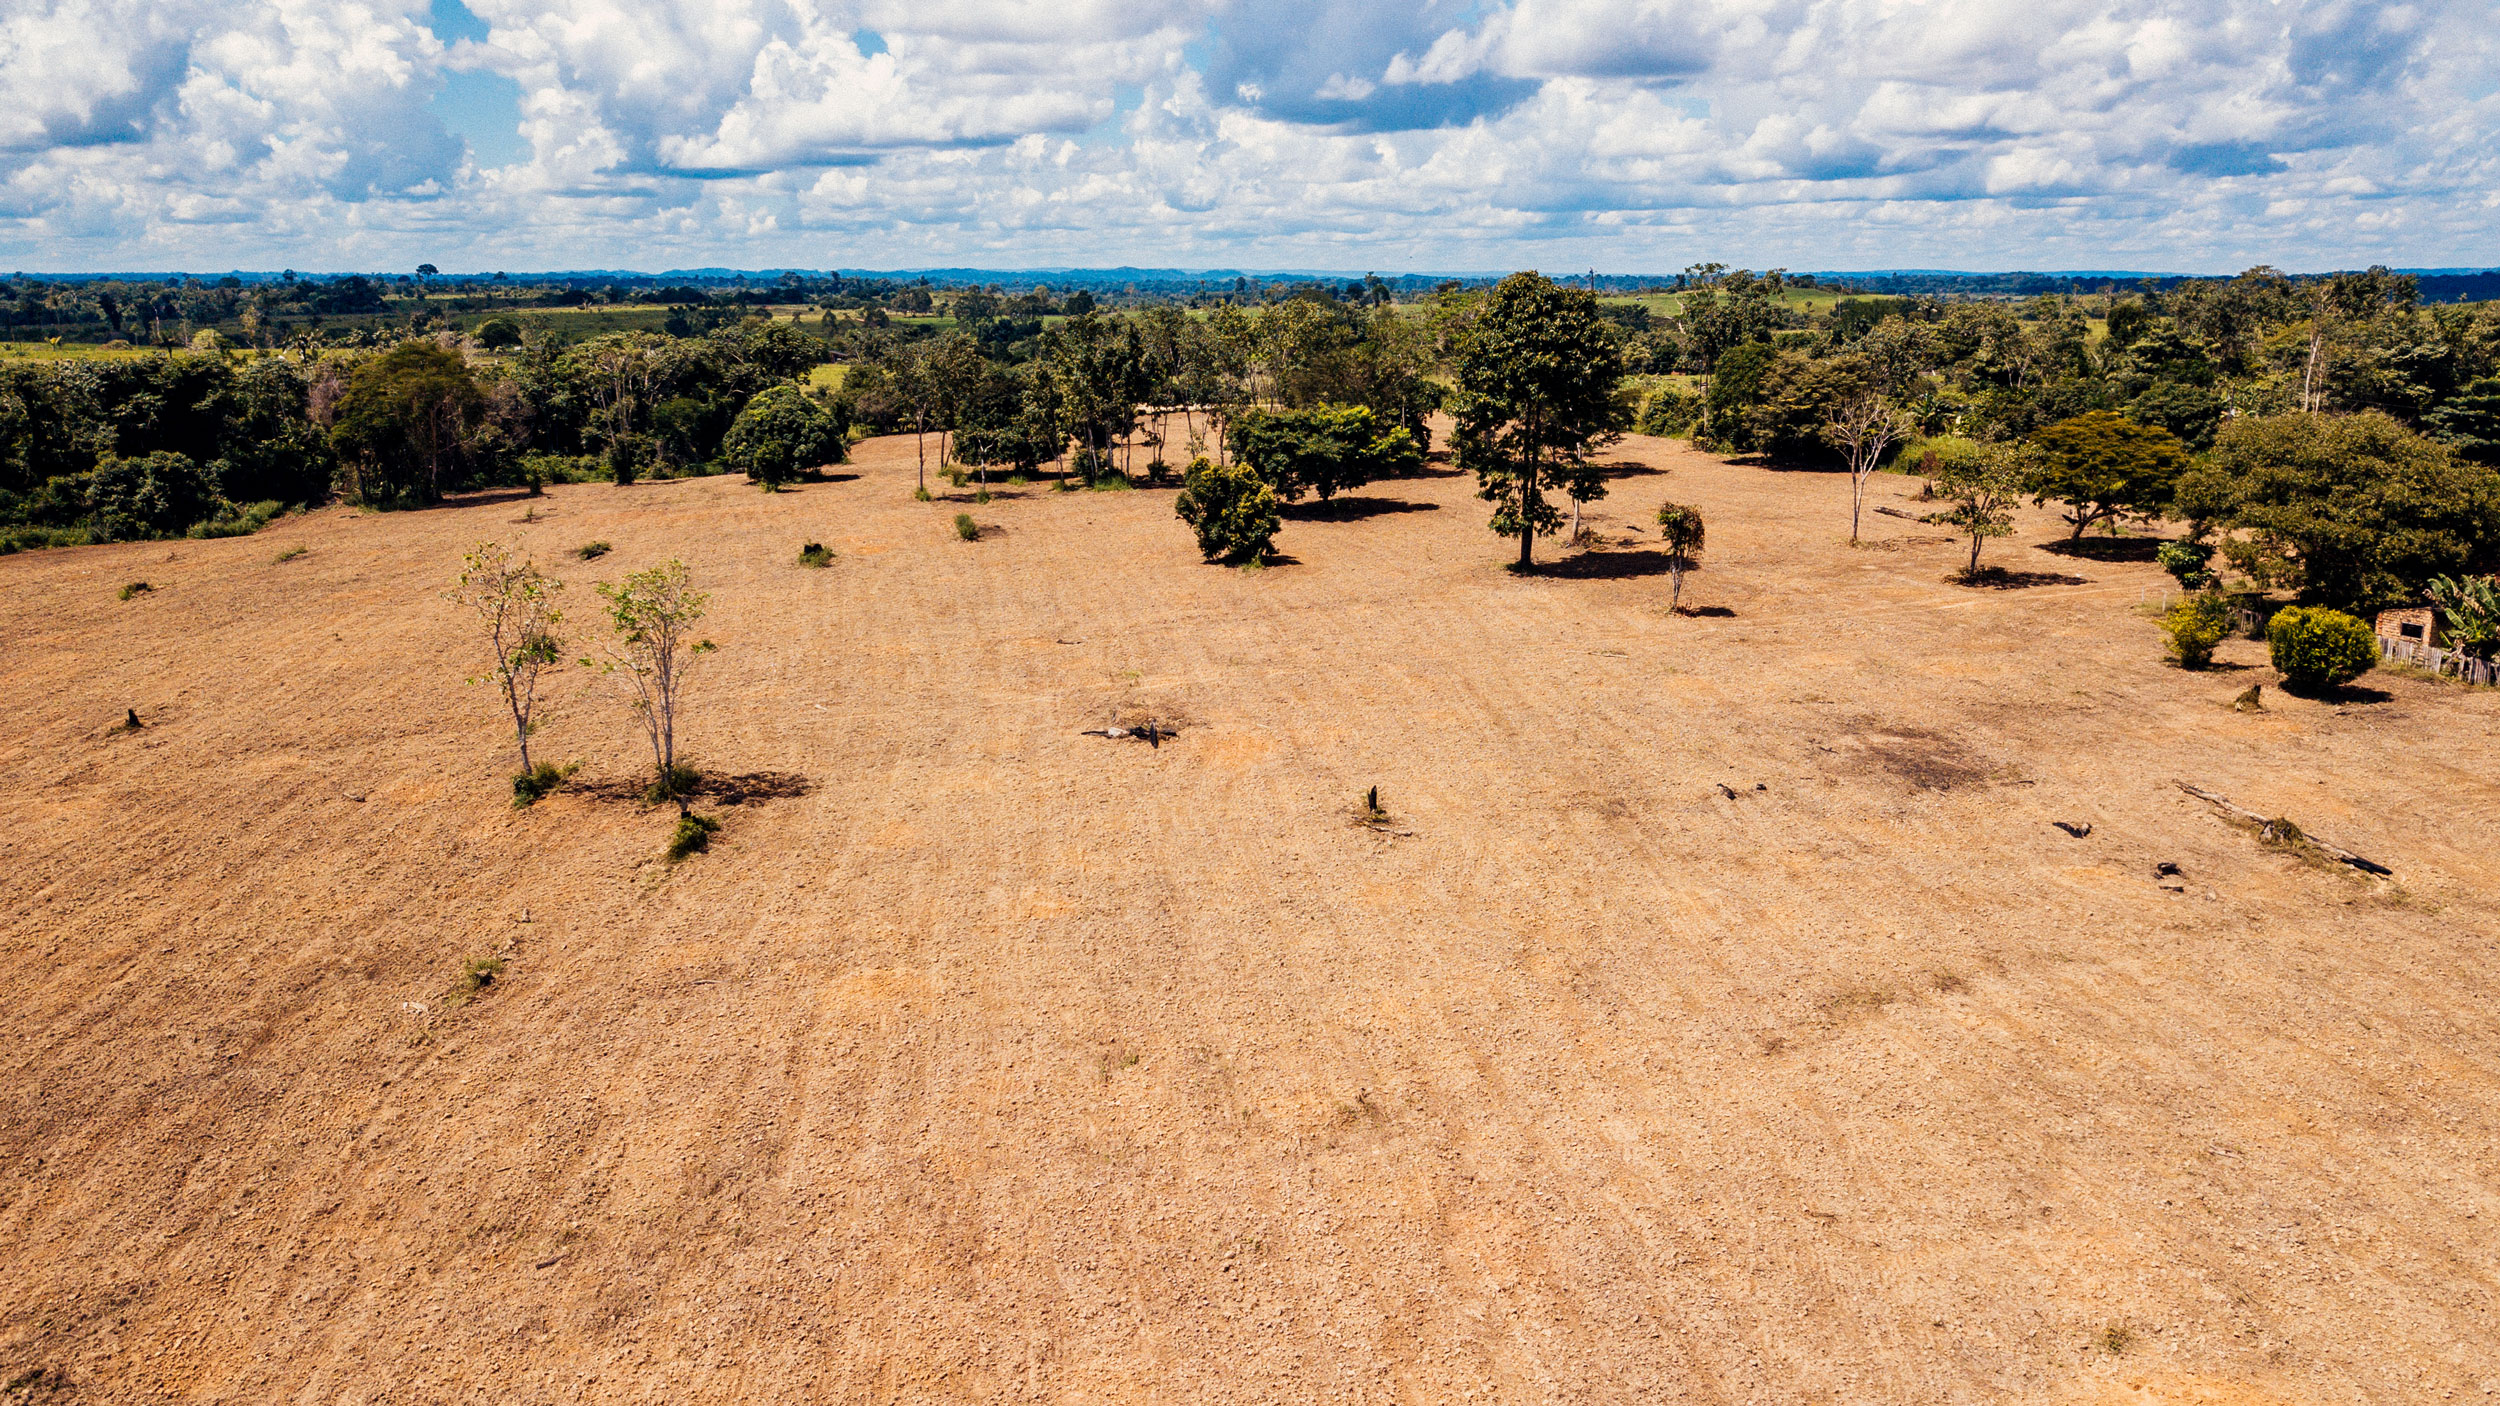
798,541,834,568
576,541,610,560
667,813,719,862
85,452,223,541
2157,539,2217,592
1173,455,1280,564
643,761,701,807
1655,501,1706,610
914,485,933,502
188,499,286,539
460,954,507,992
2161,593,2233,668
273,544,306,563
1229,404,1420,502
2267,605,2379,690
953,512,980,541
119,581,152,601
510,760,572,807
474,317,524,350
606,437,643,486
1635,385,1697,437
722,383,847,487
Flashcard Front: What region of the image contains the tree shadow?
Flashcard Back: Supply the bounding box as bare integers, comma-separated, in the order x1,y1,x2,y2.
1590,459,1668,480
1532,548,1683,580
1951,566,2091,589
1281,496,1441,521
423,488,540,512
1674,605,1736,617
576,769,814,806
2040,535,2165,562
2279,679,2396,705
1372,459,1465,482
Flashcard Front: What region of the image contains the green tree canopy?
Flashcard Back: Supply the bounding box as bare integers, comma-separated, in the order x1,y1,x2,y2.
2027,409,2191,540
1228,404,1421,503
329,341,482,506
1450,272,1626,569
2177,410,2500,610
720,384,847,487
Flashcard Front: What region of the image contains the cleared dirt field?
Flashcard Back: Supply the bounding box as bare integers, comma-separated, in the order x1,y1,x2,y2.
3,427,2496,1404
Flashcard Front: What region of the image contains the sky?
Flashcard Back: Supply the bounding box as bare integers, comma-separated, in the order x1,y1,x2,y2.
2,0,2495,276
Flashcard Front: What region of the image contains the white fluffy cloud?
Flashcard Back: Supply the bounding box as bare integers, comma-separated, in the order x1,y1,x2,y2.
1,0,2493,271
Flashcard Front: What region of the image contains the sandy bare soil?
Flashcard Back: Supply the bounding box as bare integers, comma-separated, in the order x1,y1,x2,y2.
2,427,2496,1404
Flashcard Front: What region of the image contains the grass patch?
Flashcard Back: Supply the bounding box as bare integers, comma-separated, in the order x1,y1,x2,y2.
2095,1324,2135,1355
798,541,834,569
576,540,611,561
510,760,576,808
914,485,933,502
443,953,508,1007
0,524,93,554
1087,473,1135,492
666,812,719,863
119,581,152,601
272,544,306,563
187,499,286,539
1005,472,1030,486
954,512,980,542
643,762,701,807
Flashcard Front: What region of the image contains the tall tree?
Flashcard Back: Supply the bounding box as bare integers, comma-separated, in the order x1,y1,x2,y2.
1449,272,1626,570
2026,410,2191,541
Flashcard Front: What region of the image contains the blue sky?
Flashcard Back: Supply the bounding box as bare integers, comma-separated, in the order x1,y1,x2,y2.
2,0,2494,274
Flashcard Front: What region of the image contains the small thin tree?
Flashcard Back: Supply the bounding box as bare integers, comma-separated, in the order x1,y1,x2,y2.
1934,443,2040,579
447,542,565,802
1824,388,1907,544
588,560,715,809
1655,502,1705,612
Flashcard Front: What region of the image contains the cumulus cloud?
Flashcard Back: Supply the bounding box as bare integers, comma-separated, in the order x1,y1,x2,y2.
1,0,2494,271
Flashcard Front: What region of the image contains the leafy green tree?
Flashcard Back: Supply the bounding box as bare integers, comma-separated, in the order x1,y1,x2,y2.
1934,442,2041,577
1228,404,1420,503
1449,272,1626,570
1654,501,1704,611
1174,455,1280,564
2425,377,2500,465
474,318,524,350
2158,539,2218,592
587,560,716,810
1040,312,1146,483
447,542,566,796
2027,410,2191,541
2267,606,2378,690
721,384,846,488
82,451,222,540
328,342,482,506
1697,341,1777,450
2176,410,2500,610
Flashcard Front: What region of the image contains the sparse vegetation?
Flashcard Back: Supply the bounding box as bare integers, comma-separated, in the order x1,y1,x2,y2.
576,540,610,560
2267,605,2379,691
118,580,151,601
1933,442,2039,579
953,512,980,541
273,544,306,563
448,542,566,778
510,759,575,807
666,812,719,862
588,560,715,811
798,541,834,568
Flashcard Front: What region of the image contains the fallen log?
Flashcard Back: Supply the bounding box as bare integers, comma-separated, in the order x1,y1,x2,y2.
1873,506,1926,521
2174,781,2393,876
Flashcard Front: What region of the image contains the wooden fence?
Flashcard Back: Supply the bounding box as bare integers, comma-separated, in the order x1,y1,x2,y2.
2379,634,2500,687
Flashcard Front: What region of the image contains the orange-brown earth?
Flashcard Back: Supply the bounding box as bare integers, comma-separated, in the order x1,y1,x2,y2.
2,427,2495,1404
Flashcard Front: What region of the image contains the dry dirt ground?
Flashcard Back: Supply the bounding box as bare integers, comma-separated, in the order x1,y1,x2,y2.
3,426,2496,1405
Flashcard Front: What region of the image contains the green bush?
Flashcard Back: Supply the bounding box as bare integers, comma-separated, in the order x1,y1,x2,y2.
2267,606,2379,690
1173,455,1280,564
1229,405,1419,502
510,761,571,808
667,813,719,863
1635,386,1697,437
798,541,834,568
722,383,847,488
2161,593,2233,668
643,761,701,807
2157,539,2217,591
474,317,524,350
576,540,610,560
953,512,980,542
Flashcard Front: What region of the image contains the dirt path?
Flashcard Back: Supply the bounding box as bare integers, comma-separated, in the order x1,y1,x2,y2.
2,430,2495,1404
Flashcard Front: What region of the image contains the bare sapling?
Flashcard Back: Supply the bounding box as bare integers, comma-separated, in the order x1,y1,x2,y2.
588,560,716,810
1824,390,1907,544
448,542,566,799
